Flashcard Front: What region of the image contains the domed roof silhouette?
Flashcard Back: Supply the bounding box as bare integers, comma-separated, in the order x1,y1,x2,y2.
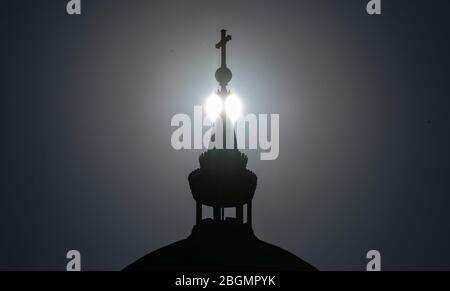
124,219,317,271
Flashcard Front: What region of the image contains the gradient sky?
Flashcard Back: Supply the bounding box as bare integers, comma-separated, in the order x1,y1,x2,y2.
1,0,450,270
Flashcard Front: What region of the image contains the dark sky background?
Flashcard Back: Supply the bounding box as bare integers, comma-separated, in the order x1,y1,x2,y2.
1,0,450,271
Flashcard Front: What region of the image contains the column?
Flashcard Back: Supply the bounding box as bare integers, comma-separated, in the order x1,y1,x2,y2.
196,202,202,225
213,207,221,221
236,205,243,223
247,201,252,227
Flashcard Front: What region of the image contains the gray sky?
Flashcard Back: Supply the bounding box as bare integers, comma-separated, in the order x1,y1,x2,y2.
1,0,450,270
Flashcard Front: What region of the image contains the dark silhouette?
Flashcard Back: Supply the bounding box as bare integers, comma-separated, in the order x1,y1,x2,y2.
124,30,317,271
124,218,316,271
215,29,233,95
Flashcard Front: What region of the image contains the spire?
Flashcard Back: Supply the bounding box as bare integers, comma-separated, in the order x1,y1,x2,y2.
189,30,256,227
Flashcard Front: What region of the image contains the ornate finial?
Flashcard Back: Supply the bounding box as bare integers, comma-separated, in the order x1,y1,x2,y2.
215,29,232,95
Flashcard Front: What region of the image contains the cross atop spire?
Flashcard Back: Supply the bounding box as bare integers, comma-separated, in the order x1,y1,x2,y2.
215,29,233,94
216,29,232,67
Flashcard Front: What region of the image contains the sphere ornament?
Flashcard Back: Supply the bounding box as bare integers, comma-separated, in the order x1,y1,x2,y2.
215,66,232,88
